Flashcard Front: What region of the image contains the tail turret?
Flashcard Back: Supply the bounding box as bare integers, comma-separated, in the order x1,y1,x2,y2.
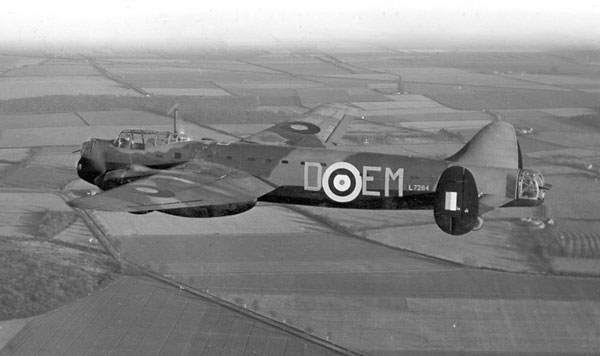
433,120,541,235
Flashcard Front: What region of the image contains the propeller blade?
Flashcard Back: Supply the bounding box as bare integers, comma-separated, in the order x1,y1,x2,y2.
517,140,523,169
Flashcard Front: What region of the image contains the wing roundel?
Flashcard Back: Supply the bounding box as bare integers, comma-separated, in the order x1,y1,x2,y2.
244,103,357,147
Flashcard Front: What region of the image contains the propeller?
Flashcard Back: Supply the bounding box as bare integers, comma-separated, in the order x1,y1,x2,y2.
517,140,523,169
77,139,106,180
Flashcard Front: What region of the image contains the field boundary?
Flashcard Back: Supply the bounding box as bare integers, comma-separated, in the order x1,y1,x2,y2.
76,208,368,356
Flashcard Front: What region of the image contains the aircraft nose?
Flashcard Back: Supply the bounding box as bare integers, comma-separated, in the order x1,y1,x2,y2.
77,157,103,185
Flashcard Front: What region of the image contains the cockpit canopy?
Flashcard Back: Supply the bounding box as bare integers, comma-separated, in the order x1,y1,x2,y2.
517,169,546,202
113,129,191,150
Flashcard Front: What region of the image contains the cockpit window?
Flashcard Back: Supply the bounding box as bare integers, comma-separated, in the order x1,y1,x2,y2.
113,129,190,150
115,133,134,149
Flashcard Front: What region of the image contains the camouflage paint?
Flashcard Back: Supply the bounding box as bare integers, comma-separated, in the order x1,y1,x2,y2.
72,108,548,235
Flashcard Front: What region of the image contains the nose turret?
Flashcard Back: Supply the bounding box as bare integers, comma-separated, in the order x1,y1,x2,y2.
77,157,102,185
76,140,106,185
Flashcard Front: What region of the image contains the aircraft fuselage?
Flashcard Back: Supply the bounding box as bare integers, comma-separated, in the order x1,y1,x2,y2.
78,138,534,211
74,119,548,235
202,141,447,209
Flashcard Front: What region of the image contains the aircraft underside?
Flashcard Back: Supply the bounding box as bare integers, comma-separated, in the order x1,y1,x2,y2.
154,201,257,218
259,186,435,210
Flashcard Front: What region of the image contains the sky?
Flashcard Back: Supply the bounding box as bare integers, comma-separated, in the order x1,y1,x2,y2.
2,0,600,50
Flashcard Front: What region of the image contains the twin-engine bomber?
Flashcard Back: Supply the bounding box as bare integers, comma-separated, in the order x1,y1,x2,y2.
70,104,549,235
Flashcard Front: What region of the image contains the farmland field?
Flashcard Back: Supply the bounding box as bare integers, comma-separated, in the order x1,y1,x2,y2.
512,135,567,153
109,67,302,83
403,82,600,110
99,58,191,64
146,87,231,96
534,131,600,147
1,48,600,356
384,94,438,101
0,77,139,99
384,67,566,90
91,204,316,238
0,56,45,71
297,87,388,105
539,107,598,117
244,56,352,75
499,110,583,132
344,51,599,75
5,64,99,77
215,81,319,89
325,73,399,81
76,110,171,126
306,75,384,89
352,100,445,110
504,73,600,90
184,60,280,73
0,112,84,129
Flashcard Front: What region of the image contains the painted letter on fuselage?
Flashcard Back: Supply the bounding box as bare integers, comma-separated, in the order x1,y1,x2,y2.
362,166,381,197
384,167,404,197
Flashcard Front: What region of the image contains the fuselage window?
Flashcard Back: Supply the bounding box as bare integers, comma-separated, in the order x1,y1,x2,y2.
131,135,145,150
248,157,256,162
282,160,289,164
265,158,272,163
226,156,233,160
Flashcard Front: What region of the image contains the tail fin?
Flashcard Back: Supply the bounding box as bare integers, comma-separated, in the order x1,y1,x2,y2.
447,121,521,169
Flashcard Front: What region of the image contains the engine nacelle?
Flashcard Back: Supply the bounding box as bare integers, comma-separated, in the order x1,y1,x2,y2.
434,166,479,235
129,211,152,215
94,165,156,190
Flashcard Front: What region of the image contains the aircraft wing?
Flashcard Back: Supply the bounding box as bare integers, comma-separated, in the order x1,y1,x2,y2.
68,161,277,213
243,103,357,148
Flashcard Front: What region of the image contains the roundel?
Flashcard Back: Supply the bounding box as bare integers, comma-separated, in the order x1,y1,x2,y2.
281,121,321,135
134,186,176,198
322,162,362,203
